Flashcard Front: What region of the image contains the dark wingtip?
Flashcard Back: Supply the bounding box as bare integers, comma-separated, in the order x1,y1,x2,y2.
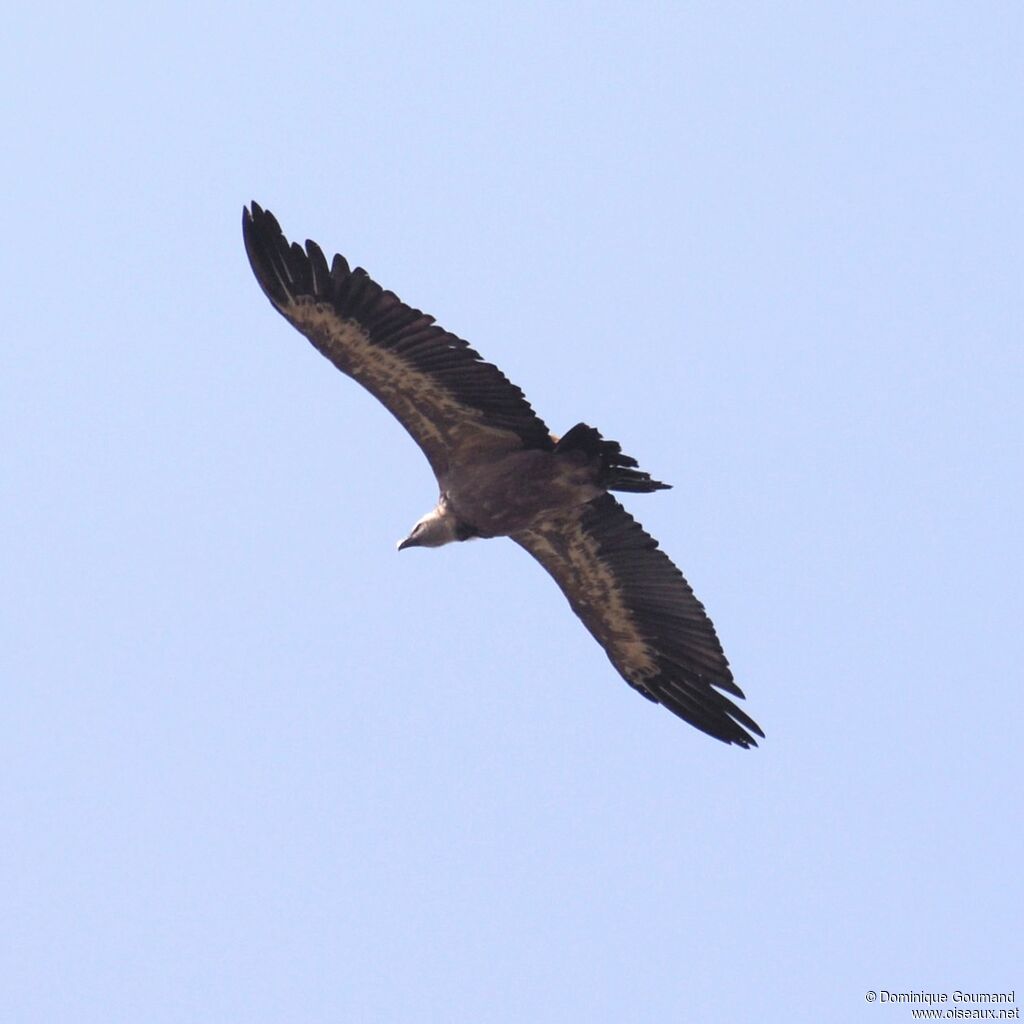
242,201,303,310
689,697,764,748
700,707,763,748
723,696,765,747
244,201,284,240
242,200,266,229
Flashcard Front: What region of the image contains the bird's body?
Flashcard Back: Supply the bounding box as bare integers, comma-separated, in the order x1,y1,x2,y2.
443,446,601,538
243,203,763,747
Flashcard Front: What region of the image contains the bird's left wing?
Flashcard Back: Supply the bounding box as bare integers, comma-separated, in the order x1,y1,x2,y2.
512,495,763,746
243,203,553,479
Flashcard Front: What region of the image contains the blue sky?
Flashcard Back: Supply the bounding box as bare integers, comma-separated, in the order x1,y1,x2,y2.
3,3,1021,1021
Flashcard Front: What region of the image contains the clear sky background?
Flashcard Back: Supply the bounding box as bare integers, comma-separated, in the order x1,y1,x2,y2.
3,3,1021,1022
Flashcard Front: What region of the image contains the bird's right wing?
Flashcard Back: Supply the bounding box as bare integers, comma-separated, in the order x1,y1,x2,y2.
243,203,554,480
512,495,762,746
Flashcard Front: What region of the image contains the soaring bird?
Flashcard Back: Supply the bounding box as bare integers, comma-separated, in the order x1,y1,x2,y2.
243,203,762,747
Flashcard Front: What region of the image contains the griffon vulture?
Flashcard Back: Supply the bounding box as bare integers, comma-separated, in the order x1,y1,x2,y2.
243,203,762,747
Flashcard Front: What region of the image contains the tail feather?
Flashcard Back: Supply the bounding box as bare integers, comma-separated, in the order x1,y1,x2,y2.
554,423,671,493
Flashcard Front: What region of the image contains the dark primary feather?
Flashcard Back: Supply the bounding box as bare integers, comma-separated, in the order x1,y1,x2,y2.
243,202,554,477
514,495,763,747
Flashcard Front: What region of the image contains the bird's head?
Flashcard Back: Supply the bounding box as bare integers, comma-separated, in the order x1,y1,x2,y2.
397,505,459,551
